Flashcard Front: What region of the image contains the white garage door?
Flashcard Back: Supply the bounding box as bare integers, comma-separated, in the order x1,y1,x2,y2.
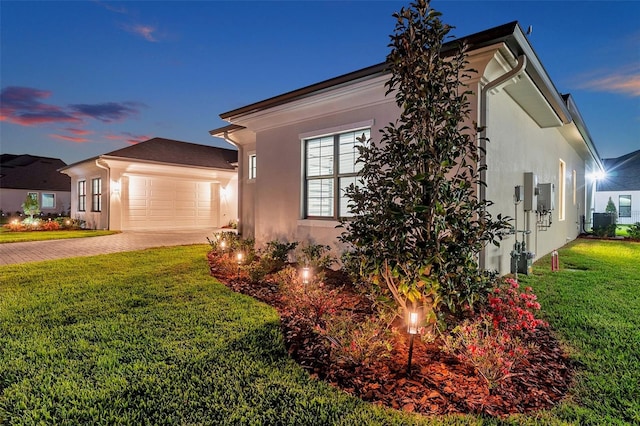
123,175,219,230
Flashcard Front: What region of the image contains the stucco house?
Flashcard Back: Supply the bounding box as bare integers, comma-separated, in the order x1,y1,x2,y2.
595,149,640,224
59,138,238,231
0,154,71,218
210,21,603,275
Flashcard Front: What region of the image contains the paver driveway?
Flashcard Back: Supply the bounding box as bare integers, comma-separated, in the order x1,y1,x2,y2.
0,230,213,265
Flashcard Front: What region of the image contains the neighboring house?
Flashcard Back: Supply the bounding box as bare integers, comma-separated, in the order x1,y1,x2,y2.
59,138,238,231
595,149,640,224
210,22,603,275
0,154,71,217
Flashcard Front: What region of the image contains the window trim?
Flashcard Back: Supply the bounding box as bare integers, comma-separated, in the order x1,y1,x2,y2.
41,193,56,209
91,177,102,212
619,194,631,218
302,125,371,220
248,152,257,180
558,159,566,221
78,180,86,212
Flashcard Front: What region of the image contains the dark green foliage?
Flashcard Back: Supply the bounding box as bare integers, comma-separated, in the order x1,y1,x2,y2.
627,222,640,239
21,193,40,219
259,240,299,273
605,196,617,215
297,243,336,270
339,0,509,322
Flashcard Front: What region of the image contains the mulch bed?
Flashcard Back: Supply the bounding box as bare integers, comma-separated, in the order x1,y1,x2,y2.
208,253,574,417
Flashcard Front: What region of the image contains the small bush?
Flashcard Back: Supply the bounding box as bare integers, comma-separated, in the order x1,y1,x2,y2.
40,220,60,231
297,243,336,270
488,277,547,338
259,240,298,273
628,222,640,239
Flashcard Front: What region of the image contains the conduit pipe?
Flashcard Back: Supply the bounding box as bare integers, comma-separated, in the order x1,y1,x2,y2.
478,54,527,270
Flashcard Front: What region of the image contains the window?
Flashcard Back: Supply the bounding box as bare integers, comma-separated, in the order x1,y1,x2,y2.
78,181,86,212
572,169,577,205
558,159,566,221
248,153,257,180
619,195,631,218
304,128,369,218
42,193,55,209
91,178,102,212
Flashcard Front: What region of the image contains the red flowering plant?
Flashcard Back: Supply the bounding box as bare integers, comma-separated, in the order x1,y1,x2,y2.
443,277,547,390
488,277,547,338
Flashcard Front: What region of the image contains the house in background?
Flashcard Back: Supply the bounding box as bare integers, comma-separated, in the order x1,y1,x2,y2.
210,21,603,276
0,154,71,217
59,138,238,231
595,149,640,224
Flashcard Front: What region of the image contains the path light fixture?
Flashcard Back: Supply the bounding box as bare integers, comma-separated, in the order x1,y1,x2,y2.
301,267,311,285
220,239,226,253
407,310,419,377
236,251,244,279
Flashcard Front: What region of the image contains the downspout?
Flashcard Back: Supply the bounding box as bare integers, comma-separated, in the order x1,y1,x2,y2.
478,54,527,270
95,158,110,230
222,131,243,236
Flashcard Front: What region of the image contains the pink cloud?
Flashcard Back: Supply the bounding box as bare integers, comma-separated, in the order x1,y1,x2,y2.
0,86,81,126
124,24,159,42
104,131,152,144
49,134,90,143
64,127,94,136
578,65,640,97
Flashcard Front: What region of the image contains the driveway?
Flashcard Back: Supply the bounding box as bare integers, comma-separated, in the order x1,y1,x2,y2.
0,230,213,266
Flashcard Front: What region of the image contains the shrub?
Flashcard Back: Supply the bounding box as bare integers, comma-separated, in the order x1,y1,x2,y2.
443,314,534,390
40,220,60,231
297,243,336,270
317,311,393,367
487,277,547,337
259,240,298,273
628,222,640,239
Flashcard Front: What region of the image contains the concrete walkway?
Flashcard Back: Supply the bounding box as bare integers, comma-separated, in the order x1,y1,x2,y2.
0,230,214,266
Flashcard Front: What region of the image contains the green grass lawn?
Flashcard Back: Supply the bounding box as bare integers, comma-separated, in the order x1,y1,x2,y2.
0,228,118,243
1,241,638,425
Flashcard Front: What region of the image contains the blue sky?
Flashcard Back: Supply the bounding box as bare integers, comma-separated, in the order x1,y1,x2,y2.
1,0,638,165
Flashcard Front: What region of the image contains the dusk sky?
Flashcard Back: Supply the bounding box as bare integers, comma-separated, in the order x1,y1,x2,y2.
1,1,638,166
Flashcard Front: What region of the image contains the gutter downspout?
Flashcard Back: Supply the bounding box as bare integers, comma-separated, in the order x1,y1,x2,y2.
95,158,110,230
478,54,527,270
222,131,243,236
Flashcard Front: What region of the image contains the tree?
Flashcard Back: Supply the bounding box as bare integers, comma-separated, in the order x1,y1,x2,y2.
340,0,509,329
21,193,40,221
605,197,617,215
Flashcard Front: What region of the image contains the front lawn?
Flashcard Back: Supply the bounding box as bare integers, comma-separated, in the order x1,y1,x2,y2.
0,228,118,243
522,239,640,425
1,241,638,424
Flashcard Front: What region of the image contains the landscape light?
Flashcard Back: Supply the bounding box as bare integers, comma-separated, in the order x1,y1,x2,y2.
236,251,243,279
301,267,311,285
220,239,226,252
407,310,419,377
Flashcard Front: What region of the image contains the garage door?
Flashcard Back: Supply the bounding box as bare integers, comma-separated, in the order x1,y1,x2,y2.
123,175,219,230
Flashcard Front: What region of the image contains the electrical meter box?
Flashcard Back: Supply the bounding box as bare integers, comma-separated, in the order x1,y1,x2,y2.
537,183,555,213
523,172,538,212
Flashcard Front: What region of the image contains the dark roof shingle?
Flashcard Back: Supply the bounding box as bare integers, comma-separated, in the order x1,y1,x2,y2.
597,150,640,191
0,154,70,191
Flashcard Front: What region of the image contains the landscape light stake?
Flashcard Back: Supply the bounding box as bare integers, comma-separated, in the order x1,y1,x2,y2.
301,267,311,293
407,311,419,377
236,251,243,279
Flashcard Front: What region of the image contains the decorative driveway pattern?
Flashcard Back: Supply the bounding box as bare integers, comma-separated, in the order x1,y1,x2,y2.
0,230,213,266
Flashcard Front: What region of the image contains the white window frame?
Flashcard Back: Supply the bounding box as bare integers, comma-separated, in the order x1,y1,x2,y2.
41,193,56,209
78,180,86,212
301,120,373,220
248,152,257,180
558,159,566,221
91,177,102,212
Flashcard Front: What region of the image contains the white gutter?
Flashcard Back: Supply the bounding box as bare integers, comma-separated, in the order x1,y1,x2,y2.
478,54,527,269
222,131,243,236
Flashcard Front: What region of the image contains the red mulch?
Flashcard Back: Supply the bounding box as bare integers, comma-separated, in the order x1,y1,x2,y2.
208,254,574,417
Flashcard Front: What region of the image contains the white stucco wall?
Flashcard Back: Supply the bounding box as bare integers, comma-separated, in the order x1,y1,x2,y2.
595,190,640,224
483,85,586,274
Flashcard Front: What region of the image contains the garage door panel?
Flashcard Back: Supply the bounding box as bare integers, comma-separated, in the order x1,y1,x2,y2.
123,176,218,230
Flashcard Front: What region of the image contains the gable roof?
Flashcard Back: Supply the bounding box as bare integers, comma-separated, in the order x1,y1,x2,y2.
0,154,70,191
62,137,238,171
597,150,640,191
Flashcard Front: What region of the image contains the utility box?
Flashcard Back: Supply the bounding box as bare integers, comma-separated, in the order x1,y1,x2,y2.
537,183,555,213
593,213,616,237
523,172,538,212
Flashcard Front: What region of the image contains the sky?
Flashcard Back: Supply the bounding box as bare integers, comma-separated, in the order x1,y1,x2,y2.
1,0,638,166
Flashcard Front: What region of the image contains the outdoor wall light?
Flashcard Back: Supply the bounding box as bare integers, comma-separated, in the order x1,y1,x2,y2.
407,310,419,377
